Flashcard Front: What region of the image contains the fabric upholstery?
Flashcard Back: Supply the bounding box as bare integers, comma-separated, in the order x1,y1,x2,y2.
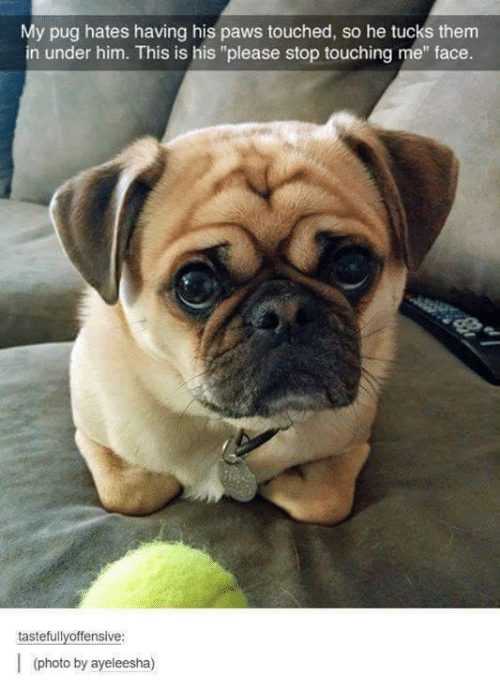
10,0,229,205
163,0,435,141
370,0,500,311
1,318,498,608
0,199,82,347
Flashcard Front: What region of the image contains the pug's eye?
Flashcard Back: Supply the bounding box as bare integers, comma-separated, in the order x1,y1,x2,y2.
175,263,221,313
332,246,374,291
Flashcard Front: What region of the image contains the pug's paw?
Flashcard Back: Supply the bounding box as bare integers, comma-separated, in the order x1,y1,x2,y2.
76,430,181,516
259,443,370,525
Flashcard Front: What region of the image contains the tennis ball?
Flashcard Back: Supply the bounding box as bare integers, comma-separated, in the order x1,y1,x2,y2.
79,541,248,608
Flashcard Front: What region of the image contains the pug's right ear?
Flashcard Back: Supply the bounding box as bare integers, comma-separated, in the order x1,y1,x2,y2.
50,137,166,305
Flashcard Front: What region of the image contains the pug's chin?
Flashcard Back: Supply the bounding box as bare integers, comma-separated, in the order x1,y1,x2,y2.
195,382,356,426
196,396,317,431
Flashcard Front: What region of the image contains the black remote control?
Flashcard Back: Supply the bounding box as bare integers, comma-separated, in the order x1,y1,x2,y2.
400,293,500,386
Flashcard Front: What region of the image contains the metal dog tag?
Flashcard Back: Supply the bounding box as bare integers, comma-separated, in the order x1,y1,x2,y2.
219,456,258,503
219,431,258,503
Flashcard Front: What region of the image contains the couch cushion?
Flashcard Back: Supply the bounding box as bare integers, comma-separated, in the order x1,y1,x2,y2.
1,317,498,608
11,0,229,205
370,0,500,313
163,0,435,141
0,199,82,347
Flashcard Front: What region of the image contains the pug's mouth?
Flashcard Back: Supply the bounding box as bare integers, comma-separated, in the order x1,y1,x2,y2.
194,364,359,420
196,383,356,419
254,375,351,415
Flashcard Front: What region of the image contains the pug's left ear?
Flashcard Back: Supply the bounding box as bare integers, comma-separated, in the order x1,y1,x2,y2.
50,137,166,304
327,112,459,271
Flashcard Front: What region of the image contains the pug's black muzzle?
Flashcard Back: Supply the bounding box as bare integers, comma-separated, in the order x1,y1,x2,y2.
201,279,361,418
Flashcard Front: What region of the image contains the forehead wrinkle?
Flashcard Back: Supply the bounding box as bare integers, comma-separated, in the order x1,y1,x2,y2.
272,172,387,241
210,136,307,202
278,209,387,276
143,145,244,256
268,136,388,229
189,221,267,260
152,128,389,275
189,137,345,236
148,224,262,285
189,180,282,243
189,172,384,261
210,139,280,200
210,165,269,200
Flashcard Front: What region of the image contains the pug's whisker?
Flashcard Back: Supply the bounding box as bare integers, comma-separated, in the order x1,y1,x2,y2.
284,410,297,432
349,400,367,441
358,384,377,406
177,339,248,395
359,372,383,401
207,337,247,366
358,381,377,402
361,364,386,386
359,308,396,329
361,354,398,366
363,364,386,384
360,322,397,341
361,326,393,341
360,309,397,330
354,395,376,412
175,396,197,424
174,370,210,392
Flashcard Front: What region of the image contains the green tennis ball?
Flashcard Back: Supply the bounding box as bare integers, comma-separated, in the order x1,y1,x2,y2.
79,542,248,608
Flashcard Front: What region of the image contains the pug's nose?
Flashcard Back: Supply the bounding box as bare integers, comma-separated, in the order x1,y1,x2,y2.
245,280,317,339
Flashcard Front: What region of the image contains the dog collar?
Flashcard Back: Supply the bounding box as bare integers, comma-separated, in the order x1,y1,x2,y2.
218,427,281,503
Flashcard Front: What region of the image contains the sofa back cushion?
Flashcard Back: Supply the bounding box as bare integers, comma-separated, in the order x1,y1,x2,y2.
370,0,500,312
163,0,435,141
10,0,228,205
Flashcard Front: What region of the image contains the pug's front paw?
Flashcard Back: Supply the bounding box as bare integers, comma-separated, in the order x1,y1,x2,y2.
259,443,370,525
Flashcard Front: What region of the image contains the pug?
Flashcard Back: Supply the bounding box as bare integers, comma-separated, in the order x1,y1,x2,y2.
50,112,458,524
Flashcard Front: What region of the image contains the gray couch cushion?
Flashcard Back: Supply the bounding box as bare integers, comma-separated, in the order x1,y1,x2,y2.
10,0,229,205
163,0,435,141
1,317,499,608
0,199,82,347
370,0,500,312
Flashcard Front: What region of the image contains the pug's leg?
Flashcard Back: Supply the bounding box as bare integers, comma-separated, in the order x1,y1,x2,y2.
75,430,181,516
259,443,370,525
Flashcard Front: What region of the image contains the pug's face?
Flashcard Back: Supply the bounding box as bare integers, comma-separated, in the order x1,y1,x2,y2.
51,115,458,421
168,251,367,420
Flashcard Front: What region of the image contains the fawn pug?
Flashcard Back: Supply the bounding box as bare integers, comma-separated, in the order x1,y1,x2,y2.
50,113,458,524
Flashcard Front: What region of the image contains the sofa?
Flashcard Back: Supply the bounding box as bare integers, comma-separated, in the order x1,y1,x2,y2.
1,0,499,608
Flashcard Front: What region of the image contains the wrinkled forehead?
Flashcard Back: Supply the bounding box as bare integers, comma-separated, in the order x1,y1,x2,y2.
140,123,390,282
